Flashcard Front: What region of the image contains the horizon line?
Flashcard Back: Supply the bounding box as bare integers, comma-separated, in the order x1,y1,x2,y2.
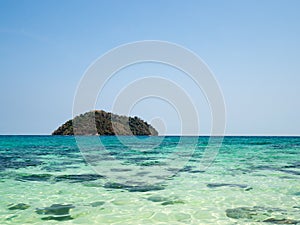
0,134,299,137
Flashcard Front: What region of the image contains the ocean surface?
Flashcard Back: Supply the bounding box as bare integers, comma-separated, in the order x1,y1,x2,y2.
0,136,299,224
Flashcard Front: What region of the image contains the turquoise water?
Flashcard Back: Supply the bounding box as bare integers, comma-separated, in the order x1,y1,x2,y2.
0,136,299,224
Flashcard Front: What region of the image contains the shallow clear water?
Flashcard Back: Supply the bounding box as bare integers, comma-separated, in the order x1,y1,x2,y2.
0,136,299,224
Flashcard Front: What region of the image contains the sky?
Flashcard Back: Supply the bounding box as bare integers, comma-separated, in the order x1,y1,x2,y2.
0,0,300,135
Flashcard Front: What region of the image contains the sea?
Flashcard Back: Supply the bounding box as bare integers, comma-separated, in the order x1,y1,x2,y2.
0,136,299,224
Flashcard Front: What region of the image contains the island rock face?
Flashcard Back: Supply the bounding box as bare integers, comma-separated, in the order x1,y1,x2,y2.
52,110,158,136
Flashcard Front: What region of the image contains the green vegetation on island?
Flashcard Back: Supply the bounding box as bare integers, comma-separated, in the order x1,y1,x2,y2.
52,110,158,136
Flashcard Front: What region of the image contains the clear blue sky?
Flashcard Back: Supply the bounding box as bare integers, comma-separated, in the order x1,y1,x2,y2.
1,0,300,135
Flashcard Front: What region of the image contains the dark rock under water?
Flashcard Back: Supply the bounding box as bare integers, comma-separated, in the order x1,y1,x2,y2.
16,173,52,182
225,206,299,224
104,182,165,192
15,173,104,183
54,174,104,183
263,218,300,224
207,183,249,189
36,204,75,221
147,196,170,202
89,201,105,207
161,200,185,205
8,203,30,210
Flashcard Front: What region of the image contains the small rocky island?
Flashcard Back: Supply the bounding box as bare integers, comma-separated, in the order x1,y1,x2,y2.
52,110,158,136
